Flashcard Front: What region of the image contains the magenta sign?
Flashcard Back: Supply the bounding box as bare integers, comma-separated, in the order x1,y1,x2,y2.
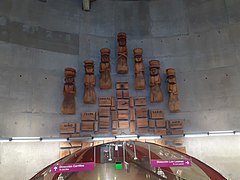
150,159,192,167
51,162,95,173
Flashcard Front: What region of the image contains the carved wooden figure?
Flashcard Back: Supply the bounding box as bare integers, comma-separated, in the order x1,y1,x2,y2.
117,32,128,74
166,68,180,112
83,60,96,104
149,60,163,103
100,48,112,89
134,48,145,90
61,68,76,114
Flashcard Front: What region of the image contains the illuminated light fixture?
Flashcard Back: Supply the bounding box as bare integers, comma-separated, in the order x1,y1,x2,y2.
209,131,234,136
108,144,112,161
0,138,10,142
69,136,92,141
11,137,41,142
139,136,161,140
184,133,209,138
133,143,138,160
41,138,68,142
93,137,115,141
116,135,138,140
235,131,240,135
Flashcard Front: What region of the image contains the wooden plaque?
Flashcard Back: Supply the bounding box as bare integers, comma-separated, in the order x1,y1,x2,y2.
112,121,118,129
118,110,129,120
60,123,76,134
76,123,80,133
99,97,112,106
99,107,110,117
156,120,166,128
118,99,129,109
116,90,123,98
149,120,155,128
135,97,147,106
123,90,129,98
130,108,136,121
129,97,134,107
99,121,110,129
168,120,184,129
94,122,98,132
111,111,118,121
116,81,128,90
118,121,129,129
155,129,167,135
81,112,96,121
111,97,116,108
130,121,136,133
99,117,110,122
150,110,164,119
135,108,148,118
81,122,94,131
137,118,148,128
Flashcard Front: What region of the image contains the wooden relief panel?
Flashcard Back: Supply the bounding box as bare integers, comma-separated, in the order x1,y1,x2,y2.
83,60,96,104
166,68,180,112
116,81,128,90
137,118,148,128
129,108,136,121
82,122,94,131
155,129,167,135
150,110,164,119
118,121,129,129
60,123,79,134
135,108,148,118
99,48,112,89
99,107,110,117
118,99,129,109
134,48,145,90
99,117,110,129
81,112,96,121
99,97,112,106
117,32,128,74
168,120,184,129
135,97,147,106
130,121,136,133
156,120,166,128
111,97,116,110
112,121,118,129
116,90,123,99
94,122,98,132
118,110,129,120
122,90,129,98
129,97,134,107
149,120,155,128
61,68,76,114
111,111,118,121
149,60,163,103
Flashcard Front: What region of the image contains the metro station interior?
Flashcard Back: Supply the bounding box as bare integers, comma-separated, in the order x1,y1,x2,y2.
0,0,240,180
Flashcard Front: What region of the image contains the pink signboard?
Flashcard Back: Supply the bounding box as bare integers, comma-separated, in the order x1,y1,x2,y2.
51,162,95,173
150,159,192,167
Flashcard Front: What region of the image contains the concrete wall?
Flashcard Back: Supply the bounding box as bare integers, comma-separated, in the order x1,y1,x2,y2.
0,0,240,179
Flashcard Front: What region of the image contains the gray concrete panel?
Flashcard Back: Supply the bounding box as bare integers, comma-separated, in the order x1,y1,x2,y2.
225,0,240,23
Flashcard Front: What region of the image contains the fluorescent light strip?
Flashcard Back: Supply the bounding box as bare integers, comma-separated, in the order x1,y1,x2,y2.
116,135,138,138
41,138,68,142
235,132,240,135
69,137,92,141
12,137,40,140
0,138,10,142
209,132,234,136
93,137,115,141
11,137,41,142
139,136,161,140
185,133,209,138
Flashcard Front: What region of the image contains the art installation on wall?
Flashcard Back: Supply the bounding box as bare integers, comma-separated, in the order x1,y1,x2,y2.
134,48,145,90
149,60,163,103
99,48,112,89
166,68,180,112
61,68,76,114
83,60,96,104
117,32,128,74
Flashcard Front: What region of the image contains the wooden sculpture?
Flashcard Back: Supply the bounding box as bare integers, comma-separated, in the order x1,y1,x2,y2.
61,68,76,114
134,48,145,90
83,60,96,104
99,48,112,89
149,60,163,103
166,68,180,112
117,32,128,74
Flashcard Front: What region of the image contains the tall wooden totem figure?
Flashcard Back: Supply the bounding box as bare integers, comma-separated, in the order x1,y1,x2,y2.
166,68,180,112
99,48,112,89
61,68,76,114
117,32,128,74
134,48,145,90
149,60,163,103
83,60,96,104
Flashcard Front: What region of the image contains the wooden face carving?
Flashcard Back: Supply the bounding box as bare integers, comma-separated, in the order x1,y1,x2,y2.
150,67,159,76
101,54,110,63
85,65,94,74
118,38,126,46
134,55,142,63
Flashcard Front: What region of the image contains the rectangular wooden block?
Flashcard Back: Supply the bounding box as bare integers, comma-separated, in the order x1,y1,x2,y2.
112,121,118,129
116,81,128,90
155,129,167,135
99,121,110,129
135,108,148,118
149,120,155,128
150,110,164,119
156,120,166,128
129,97,134,107
76,123,80,133
130,121,136,133
137,128,149,133
118,121,129,129
111,111,118,121
81,112,96,121
168,120,184,129
81,122,94,131
99,97,112,106
60,123,76,134
129,108,136,121
94,122,98,132
123,90,129,98
169,129,184,135
118,99,129,109
99,107,110,117
99,117,110,122
116,90,123,98
111,97,116,107
135,97,147,106
137,118,148,128
118,110,129,120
